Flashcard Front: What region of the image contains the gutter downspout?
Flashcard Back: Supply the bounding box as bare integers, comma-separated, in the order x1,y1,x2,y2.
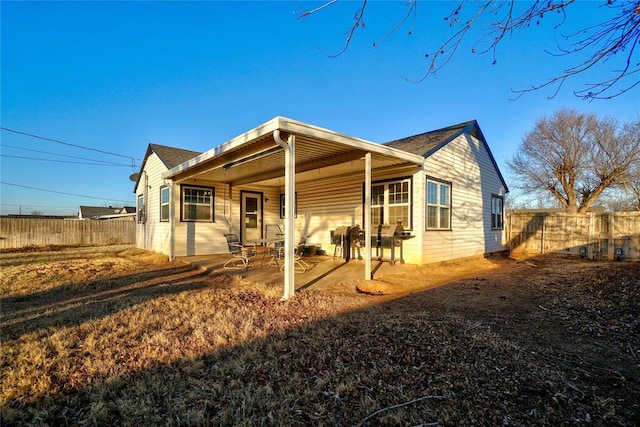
143,171,148,250
168,180,175,262
364,152,372,280
273,129,295,300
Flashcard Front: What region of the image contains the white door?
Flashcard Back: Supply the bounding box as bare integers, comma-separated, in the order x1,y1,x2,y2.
241,192,262,243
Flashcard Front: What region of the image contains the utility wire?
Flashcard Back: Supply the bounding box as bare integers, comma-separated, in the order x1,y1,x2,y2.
1,143,131,165
1,154,131,167
0,181,134,204
1,202,79,209
0,126,139,167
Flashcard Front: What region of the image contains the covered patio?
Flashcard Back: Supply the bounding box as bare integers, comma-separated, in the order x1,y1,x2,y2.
164,117,424,300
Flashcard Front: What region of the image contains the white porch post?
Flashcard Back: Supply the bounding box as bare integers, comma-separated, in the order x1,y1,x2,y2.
168,180,175,262
273,130,296,300
364,152,372,280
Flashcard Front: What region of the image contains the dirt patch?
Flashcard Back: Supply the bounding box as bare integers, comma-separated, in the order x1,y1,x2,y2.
354,254,505,296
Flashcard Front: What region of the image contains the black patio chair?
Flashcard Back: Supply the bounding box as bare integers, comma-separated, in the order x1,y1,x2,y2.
278,235,310,273
223,233,258,270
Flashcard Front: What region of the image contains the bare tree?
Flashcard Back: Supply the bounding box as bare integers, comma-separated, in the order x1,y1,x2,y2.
298,0,640,100
622,124,640,210
507,109,640,213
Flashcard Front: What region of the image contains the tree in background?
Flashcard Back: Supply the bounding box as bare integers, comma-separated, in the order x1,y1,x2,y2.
623,134,640,210
507,109,640,213
299,0,640,100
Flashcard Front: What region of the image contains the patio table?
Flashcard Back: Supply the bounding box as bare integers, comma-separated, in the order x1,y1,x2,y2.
249,238,284,266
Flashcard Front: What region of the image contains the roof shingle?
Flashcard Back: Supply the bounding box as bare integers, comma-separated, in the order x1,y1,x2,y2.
149,143,201,169
384,120,478,157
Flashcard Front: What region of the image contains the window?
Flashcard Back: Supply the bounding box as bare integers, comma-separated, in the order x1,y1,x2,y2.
160,186,169,222
368,178,412,229
137,194,145,224
181,185,214,221
426,179,451,230
491,195,504,229
279,193,298,219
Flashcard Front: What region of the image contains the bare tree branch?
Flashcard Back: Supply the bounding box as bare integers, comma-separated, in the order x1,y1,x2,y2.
301,0,640,100
373,0,417,48
296,0,338,19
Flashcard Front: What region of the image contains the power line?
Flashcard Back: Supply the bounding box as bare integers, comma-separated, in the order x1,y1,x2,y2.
1,202,79,209
0,126,139,167
1,143,132,165
0,181,134,204
1,154,132,166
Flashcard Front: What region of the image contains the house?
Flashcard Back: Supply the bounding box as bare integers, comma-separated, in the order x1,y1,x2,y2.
133,117,508,299
78,205,137,220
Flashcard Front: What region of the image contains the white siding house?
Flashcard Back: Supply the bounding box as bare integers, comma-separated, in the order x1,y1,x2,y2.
134,117,508,295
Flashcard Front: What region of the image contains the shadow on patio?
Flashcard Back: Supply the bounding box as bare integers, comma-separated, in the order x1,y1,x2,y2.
177,252,421,295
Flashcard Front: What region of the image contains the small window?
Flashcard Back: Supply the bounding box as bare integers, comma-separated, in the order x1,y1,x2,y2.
426,179,451,230
181,185,214,222
368,178,412,229
279,193,298,219
160,186,170,222
137,194,145,224
491,195,504,229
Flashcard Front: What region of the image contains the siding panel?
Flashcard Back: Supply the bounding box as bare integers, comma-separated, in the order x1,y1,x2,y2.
422,134,506,263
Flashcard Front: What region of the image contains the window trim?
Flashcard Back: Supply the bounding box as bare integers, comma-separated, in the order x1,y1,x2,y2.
491,194,504,230
137,194,145,224
159,186,170,222
279,192,298,219
180,184,215,222
425,176,452,231
363,176,413,230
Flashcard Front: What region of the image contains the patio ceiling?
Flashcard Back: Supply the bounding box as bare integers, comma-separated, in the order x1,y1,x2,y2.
163,117,424,186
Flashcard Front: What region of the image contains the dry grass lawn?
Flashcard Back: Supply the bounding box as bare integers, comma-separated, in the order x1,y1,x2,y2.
1,245,639,426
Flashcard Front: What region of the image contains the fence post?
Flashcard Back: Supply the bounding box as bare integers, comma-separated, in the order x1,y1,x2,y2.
608,212,615,260
587,213,594,259
541,214,546,254
511,213,515,251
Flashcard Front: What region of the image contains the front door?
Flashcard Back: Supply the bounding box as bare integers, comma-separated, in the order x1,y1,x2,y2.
241,191,263,243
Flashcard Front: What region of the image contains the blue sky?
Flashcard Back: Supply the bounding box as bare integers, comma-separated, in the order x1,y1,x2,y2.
1,1,638,215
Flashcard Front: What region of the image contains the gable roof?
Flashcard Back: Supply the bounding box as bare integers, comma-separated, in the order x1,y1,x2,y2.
134,144,201,192
149,143,202,169
384,120,508,192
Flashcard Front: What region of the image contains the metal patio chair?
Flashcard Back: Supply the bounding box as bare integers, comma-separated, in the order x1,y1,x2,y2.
278,236,311,273
223,233,258,270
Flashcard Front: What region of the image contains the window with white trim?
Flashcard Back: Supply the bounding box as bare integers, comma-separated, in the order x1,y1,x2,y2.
369,178,412,229
137,194,145,224
491,195,504,229
181,185,214,222
160,186,170,222
279,192,298,219
426,179,451,230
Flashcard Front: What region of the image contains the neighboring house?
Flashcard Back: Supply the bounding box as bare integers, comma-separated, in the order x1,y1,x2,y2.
78,205,137,220
133,117,508,298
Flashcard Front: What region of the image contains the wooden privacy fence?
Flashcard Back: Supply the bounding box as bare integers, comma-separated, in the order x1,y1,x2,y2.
0,218,135,249
506,211,640,260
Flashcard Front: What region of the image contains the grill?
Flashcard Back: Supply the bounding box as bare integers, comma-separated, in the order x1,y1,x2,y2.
331,225,362,262
370,224,411,265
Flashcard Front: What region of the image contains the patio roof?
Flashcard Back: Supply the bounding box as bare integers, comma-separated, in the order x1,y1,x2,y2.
163,116,425,186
